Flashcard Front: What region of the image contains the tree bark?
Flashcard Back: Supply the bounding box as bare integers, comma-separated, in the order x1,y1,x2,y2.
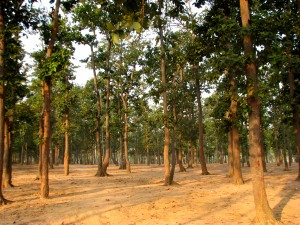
177,131,186,172
0,1,10,204
64,111,69,175
41,0,60,198
3,116,13,188
101,39,112,176
121,95,131,173
54,144,59,166
187,141,193,168
288,69,300,180
227,73,244,184
158,1,172,185
90,43,104,177
239,0,279,223
118,96,125,169
195,68,209,175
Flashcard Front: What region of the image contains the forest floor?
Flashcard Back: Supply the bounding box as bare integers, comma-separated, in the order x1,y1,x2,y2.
0,162,299,225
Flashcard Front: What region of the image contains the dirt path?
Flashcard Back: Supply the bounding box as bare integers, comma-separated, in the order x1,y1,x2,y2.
0,163,299,225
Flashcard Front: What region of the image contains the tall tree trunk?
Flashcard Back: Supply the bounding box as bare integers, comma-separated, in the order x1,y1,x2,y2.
288,69,300,180
227,73,244,184
91,44,104,177
101,39,112,176
239,0,278,223
227,130,234,177
41,0,60,198
118,96,125,169
64,111,69,175
282,125,289,171
195,67,209,175
158,1,172,185
0,2,9,204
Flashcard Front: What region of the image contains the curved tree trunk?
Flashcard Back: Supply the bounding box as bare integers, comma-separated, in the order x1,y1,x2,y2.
239,0,279,223
195,68,209,175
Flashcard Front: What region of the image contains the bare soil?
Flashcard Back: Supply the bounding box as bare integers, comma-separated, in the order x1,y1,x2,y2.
0,163,299,225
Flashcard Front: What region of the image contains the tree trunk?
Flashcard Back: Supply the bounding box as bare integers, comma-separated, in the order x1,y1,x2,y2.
156,128,161,166
64,111,69,175
117,95,125,169
239,0,278,223
177,131,186,172
54,144,59,166
288,69,300,180
41,78,51,198
0,3,9,204
146,123,150,166
232,126,244,184
101,39,112,176
227,73,244,184
91,44,104,177
41,0,60,199
158,1,172,185
187,141,193,168
122,98,131,173
282,125,289,171
195,68,209,175
3,116,13,188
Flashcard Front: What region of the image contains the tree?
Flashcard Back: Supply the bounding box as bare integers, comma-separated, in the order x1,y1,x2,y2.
0,1,7,204
239,0,279,223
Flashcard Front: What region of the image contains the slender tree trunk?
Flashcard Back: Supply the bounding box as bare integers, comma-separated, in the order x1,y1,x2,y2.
287,131,293,167
273,111,281,166
158,1,172,185
64,111,69,175
282,125,289,171
239,0,278,222
146,123,150,166
91,44,104,177
118,96,125,169
41,78,51,198
102,39,112,176
195,67,209,175
156,128,161,166
41,0,60,198
122,98,131,173
227,73,244,184
54,144,59,166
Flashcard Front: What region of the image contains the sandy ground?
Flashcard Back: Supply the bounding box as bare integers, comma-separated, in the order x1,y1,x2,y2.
0,162,299,225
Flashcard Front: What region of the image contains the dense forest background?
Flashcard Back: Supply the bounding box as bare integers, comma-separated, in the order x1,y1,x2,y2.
0,0,299,223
